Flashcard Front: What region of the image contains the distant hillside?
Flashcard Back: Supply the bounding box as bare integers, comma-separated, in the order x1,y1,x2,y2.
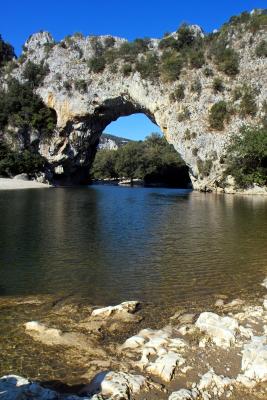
98,133,133,150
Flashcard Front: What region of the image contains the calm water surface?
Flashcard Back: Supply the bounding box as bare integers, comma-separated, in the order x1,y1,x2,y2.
0,185,267,306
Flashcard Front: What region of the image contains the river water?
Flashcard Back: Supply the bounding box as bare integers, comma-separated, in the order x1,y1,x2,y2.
0,185,267,307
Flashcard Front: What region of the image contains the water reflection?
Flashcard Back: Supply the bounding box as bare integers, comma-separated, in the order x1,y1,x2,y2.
0,186,266,305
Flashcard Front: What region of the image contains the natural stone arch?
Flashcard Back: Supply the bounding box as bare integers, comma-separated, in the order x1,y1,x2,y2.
47,96,169,185
14,26,266,191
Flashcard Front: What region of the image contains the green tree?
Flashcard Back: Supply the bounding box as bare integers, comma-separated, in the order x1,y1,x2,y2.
115,141,145,183
225,126,267,188
0,141,46,177
160,51,183,82
209,101,230,130
91,149,118,179
0,35,15,67
22,61,49,88
0,78,56,135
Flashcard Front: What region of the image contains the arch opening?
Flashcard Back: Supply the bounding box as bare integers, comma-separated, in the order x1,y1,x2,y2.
89,112,192,189
52,97,191,188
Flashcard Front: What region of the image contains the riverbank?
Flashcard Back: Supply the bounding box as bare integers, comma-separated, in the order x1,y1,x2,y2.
0,278,267,400
0,177,51,190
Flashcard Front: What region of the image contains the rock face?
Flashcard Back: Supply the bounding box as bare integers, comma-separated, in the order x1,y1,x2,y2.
98,133,131,150
2,13,266,191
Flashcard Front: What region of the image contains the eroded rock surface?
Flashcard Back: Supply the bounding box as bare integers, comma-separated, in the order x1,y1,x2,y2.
122,326,188,381
195,312,239,347
2,12,266,191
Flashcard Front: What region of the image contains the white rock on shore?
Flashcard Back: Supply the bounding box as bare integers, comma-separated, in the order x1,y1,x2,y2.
91,301,140,317
122,326,187,382
168,389,194,400
0,372,148,400
3,277,267,400
83,371,148,399
195,312,239,348
241,335,267,381
168,369,234,400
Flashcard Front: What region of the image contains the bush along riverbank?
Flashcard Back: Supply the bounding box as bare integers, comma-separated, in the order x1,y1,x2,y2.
91,133,192,188
1,277,267,399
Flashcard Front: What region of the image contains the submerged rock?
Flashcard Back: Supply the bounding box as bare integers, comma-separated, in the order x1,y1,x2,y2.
195,312,239,348
24,321,105,356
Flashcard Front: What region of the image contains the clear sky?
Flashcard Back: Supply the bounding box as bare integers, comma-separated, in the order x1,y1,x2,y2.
1,0,266,140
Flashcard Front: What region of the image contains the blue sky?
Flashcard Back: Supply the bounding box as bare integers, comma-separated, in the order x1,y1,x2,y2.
1,0,266,140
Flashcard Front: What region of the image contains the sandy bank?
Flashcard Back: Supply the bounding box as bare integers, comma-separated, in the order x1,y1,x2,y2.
0,178,51,190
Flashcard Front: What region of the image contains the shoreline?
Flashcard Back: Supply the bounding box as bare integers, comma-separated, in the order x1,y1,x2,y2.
0,279,267,400
0,177,51,190
0,177,266,196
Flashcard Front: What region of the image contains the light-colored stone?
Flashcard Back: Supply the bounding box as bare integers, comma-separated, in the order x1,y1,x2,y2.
262,278,267,289
146,351,185,382
197,370,233,393
196,312,239,348
121,326,187,382
84,371,148,399
91,301,139,318
24,321,105,356
241,336,267,381
168,389,194,400
122,335,146,349
215,299,225,308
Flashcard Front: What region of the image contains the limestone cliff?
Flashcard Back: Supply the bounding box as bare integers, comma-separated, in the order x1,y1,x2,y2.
99,133,132,150
1,10,267,190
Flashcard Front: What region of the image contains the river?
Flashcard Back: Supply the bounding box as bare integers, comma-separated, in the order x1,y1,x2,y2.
0,185,267,306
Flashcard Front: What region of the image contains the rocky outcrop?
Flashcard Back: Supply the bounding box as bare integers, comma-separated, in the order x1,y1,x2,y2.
195,312,239,348
122,326,187,381
1,11,266,190
2,284,267,399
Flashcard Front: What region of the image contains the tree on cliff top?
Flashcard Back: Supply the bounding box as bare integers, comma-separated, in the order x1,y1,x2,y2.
0,35,15,67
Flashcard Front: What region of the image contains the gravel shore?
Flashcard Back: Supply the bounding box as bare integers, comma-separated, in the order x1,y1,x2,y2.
0,178,51,190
